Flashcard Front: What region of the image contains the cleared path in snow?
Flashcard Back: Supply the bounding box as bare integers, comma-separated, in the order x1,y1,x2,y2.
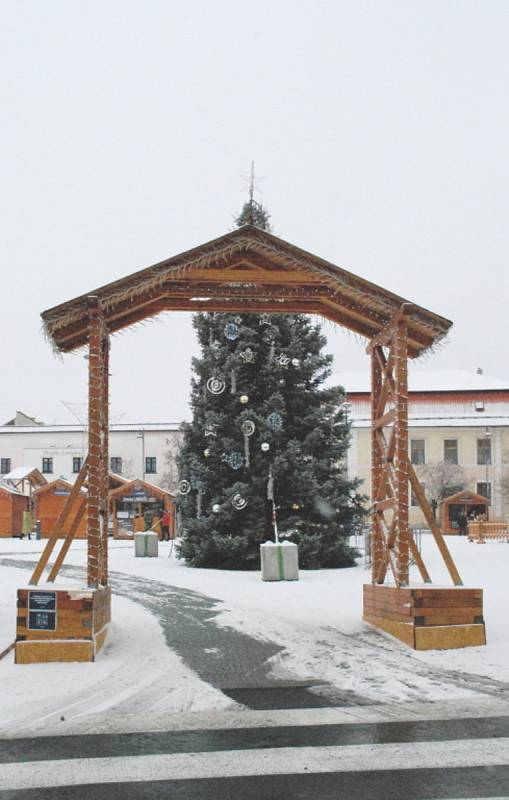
2,555,509,713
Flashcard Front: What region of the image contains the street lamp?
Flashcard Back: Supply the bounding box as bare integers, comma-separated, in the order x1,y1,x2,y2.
137,429,145,481
485,427,491,506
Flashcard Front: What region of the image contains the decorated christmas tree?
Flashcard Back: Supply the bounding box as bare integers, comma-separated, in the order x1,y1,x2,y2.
176,198,365,569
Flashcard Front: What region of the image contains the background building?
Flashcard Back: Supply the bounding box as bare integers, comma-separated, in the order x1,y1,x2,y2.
335,370,509,526
3,369,509,529
0,415,182,493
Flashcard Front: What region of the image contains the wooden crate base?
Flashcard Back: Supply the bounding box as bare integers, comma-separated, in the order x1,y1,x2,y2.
15,586,111,664
363,584,486,650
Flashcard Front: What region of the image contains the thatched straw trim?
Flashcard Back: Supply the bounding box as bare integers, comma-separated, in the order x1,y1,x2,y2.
41,226,451,354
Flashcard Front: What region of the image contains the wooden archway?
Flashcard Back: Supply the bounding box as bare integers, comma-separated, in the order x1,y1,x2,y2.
28,225,485,652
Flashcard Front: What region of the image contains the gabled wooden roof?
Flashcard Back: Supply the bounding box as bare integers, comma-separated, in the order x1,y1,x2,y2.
108,479,174,502
33,478,86,496
441,490,489,505
2,466,47,488
41,225,452,358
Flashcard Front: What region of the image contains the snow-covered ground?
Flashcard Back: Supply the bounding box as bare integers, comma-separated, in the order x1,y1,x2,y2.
0,534,507,736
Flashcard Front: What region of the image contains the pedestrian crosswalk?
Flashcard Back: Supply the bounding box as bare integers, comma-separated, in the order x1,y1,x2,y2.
1,703,509,798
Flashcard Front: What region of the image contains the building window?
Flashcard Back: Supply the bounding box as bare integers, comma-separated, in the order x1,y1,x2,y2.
145,457,157,474
443,439,458,465
476,482,491,500
72,456,83,473
0,458,11,474
42,457,53,474
410,439,426,465
477,438,492,465
411,484,424,507
110,457,123,474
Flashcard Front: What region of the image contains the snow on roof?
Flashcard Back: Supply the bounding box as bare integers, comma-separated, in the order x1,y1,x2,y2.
331,369,509,394
0,422,182,434
352,415,509,429
2,466,41,481
0,481,28,496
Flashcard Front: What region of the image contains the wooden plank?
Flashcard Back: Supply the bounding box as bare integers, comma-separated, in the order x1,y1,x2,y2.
363,584,412,601
408,465,463,586
417,596,483,608
47,498,87,583
374,409,397,430
363,613,415,648
374,498,395,511
417,612,482,627
414,624,486,651
15,641,94,664
178,267,320,284
29,461,88,585
364,606,414,623
412,588,481,599
17,628,93,640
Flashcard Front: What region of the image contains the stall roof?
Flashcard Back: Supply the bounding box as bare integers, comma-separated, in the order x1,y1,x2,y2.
0,481,28,497
109,479,175,501
109,472,129,489
2,466,47,487
33,478,86,496
441,490,489,506
41,225,452,359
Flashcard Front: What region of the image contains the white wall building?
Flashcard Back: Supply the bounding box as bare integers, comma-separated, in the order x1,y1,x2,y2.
332,370,509,524
0,414,182,491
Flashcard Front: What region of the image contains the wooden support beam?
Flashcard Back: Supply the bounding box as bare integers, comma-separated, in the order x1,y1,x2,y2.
392,316,410,586
374,498,395,512
87,297,109,588
47,499,87,583
29,461,88,585
370,347,385,582
374,409,397,430
408,466,463,586
99,333,109,586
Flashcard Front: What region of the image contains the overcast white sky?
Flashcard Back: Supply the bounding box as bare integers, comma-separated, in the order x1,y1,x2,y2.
1,0,508,425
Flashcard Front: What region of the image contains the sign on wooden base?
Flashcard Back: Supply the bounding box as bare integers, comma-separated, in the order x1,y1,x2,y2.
363,584,486,650
15,586,111,664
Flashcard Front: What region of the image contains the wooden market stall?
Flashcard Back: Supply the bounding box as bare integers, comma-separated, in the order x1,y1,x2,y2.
0,483,28,537
2,466,47,513
33,479,88,539
109,479,175,539
439,490,489,534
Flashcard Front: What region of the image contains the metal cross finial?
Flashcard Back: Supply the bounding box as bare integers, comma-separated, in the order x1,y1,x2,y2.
241,161,263,203
249,160,255,205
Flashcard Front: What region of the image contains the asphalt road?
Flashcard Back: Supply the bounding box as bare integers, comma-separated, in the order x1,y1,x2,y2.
1,714,509,798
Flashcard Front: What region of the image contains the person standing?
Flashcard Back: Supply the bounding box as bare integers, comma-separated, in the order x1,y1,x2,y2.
161,508,171,541
458,510,468,536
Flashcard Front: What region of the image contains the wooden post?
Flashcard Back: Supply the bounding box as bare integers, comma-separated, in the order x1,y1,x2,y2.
99,333,110,585
87,297,109,588
370,347,384,582
393,316,410,586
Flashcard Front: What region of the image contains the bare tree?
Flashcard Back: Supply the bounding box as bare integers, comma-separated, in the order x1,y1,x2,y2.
160,433,182,493
416,461,467,509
